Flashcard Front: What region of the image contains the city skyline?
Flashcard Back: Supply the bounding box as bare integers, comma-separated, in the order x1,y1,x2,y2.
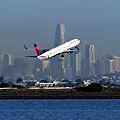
0,1,120,59
1,49,120,80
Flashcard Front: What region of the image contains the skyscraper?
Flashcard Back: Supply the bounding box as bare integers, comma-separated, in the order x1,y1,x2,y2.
2,53,12,66
0,54,2,76
55,23,65,47
95,59,105,75
76,51,81,76
51,23,66,80
65,53,72,80
113,56,120,71
1,53,13,76
85,42,95,77
105,55,120,74
71,51,81,79
105,59,114,74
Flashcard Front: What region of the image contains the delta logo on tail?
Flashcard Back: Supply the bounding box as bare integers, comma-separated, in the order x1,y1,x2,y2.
34,43,41,56
24,39,80,60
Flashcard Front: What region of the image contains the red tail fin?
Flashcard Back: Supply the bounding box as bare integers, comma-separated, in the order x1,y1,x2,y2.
34,43,40,56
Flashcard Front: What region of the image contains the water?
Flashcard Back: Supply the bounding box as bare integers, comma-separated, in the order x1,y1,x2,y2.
0,99,120,120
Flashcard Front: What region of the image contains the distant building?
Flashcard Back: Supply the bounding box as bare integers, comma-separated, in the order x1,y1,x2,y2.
65,53,72,80
95,59,105,75
113,56,120,71
33,59,42,79
50,23,66,80
1,53,13,76
105,59,114,74
42,60,50,72
71,51,81,80
76,51,82,77
0,54,2,75
85,42,95,77
54,23,65,47
14,58,42,79
105,55,120,74
2,53,12,66
14,57,27,77
81,58,86,78
65,65,72,80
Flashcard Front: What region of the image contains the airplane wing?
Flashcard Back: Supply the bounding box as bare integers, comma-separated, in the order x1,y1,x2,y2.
51,50,79,57
60,49,79,54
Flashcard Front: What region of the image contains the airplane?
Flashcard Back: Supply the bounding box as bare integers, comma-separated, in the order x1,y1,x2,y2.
24,39,80,60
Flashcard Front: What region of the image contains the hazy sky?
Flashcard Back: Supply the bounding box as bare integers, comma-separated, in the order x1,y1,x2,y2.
0,0,120,59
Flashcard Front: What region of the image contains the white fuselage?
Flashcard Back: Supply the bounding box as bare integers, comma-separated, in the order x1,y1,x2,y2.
37,39,80,60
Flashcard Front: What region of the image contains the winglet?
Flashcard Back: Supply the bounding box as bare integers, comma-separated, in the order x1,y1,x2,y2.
24,45,28,49
23,44,34,50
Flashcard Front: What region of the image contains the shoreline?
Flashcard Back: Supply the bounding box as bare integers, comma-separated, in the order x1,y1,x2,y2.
0,95,120,100
0,88,120,99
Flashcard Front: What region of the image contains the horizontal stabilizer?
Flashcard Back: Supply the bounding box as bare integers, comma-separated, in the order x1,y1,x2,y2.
25,56,37,58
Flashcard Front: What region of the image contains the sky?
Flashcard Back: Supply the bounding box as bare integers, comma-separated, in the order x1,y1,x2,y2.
0,0,120,59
